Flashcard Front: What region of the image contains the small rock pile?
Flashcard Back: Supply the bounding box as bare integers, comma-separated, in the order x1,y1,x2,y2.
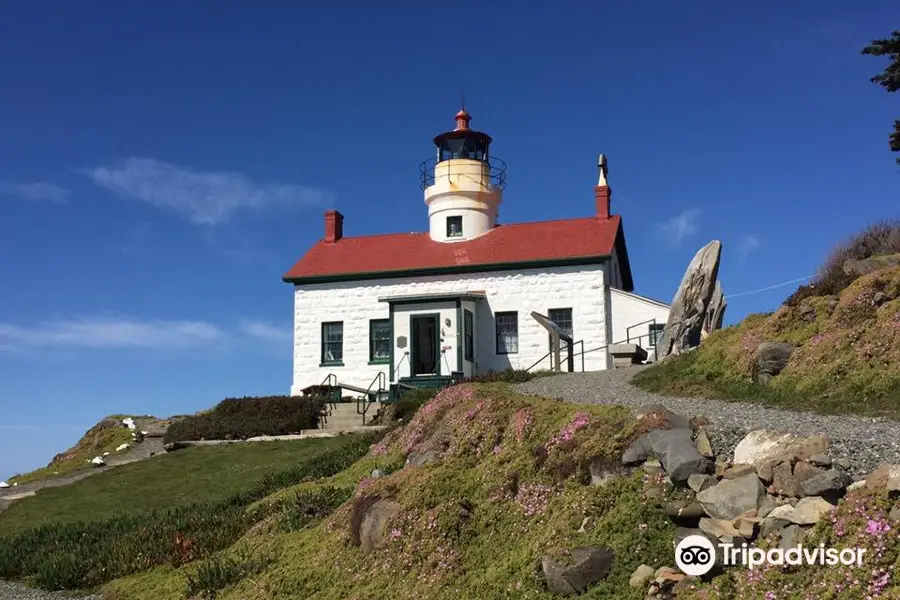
616,407,900,599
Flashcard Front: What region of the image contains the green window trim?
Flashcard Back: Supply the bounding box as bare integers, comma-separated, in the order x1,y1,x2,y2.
495,311,519,355
648,323,665,347
321,321,343,365
547,307,574,351
369,319,391,364
464,309,474,361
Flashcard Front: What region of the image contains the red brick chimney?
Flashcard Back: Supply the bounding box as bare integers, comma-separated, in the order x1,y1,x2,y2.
324,210,344,243
594,153,611,219
595,185,611,220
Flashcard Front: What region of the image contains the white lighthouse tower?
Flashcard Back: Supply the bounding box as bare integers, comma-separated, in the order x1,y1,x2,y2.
421,108,505,242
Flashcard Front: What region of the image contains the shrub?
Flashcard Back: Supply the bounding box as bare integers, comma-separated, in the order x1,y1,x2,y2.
163,395,327,444
0,432,381,590
785,219,900,305
459,369,535,384
185,545,272,599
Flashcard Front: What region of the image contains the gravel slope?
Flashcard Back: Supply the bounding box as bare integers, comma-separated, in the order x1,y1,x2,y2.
0,581,99,600
516,367,900,479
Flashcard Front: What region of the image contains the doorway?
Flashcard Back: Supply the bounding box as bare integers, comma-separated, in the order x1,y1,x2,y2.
410,314,440,376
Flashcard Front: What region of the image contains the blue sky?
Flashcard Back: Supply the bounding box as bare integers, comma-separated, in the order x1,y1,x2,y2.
1,1,898,480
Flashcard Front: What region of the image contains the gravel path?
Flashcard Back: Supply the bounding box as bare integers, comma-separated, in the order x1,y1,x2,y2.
516,367,900,479
0,581,99,600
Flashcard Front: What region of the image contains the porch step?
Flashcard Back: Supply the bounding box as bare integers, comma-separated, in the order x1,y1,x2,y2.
320,401,382,430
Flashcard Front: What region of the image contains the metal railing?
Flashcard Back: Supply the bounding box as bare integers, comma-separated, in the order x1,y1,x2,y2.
357,371,386,425
525,320,663,372
419,156,507,190
524,339,585,373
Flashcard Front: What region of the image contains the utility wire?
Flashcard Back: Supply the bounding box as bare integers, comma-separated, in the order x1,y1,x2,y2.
725,275,813,299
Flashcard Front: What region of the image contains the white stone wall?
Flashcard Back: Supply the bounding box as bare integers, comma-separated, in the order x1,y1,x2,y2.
609,288,671,355
290,264,610,395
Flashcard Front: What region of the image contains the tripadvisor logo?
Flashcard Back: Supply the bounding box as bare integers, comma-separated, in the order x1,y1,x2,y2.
675,535,867,575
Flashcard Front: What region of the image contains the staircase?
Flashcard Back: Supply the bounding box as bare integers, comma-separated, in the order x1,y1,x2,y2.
321,400,382,431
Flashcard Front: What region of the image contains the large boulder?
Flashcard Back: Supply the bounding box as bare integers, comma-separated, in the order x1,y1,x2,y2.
357,499,402,553
542,546,615,596
732,430,829,467
789,497,834,525
800,469,852,498
754,342,796,384
655,240,723,360
696,473,765,520
634,404,692,430
865,463,900,494
622,429,711,484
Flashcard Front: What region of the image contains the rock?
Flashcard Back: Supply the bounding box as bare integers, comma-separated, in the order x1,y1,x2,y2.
732,430,829,467
757,495,779,519
655,567,686,583
735,517,758,538
589,458,623,487
629,564,655,589
623,429,711,484
542,546,615,596
122,417,137,430
115,443,130,452
778,524,808,550
703,280,727,336
688,474,716,493
793,461,827,490
842,253,900,278
723,464,757,479
655,241,722,360
847,480,866,492
809,454,832,468
406,449,440,467
635,404,691,430
643,459,665,476
0,482,8,489
800,469,852,497
865,463,900,494
699,517,742,541
834,457,852,471
667,500,706,523
694,432,714,459
770,461,799,497
715,460,729,478
754,342,795,384
790,497,834,525
889,506,900,523
760,513,792,539
370,469,385,479
358,499,402,553
90,456,105,466
697,474,765,520
757,461,775,484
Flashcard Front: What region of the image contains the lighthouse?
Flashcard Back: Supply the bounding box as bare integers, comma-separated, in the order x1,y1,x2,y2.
420,108,506,242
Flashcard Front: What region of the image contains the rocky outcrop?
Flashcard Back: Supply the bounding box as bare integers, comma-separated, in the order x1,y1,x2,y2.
696,473,764,520
754,342,796,384
542,546,615,596
357,498,402,553
656,240,723,360
703,280,727,336
842,253,900,278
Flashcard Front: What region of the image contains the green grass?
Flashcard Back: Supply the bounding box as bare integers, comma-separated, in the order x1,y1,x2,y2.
0,437,355,536
633,267,900,418
97,384,683,600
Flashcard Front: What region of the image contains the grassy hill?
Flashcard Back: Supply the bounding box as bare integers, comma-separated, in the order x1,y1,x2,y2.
635,222,900,417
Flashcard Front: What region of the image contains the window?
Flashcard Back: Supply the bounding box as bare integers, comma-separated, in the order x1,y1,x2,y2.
321,322,343,365
464,310,474,361
649,323,665,347
495,311,518,354
446,216,463,237
547,308,573,351
369,319,391,363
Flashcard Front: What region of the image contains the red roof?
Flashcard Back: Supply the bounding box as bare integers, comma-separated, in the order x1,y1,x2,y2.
283,215,633,289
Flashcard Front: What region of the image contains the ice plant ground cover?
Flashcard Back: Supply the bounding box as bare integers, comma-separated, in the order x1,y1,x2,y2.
97,384,684,600
633,265,900,418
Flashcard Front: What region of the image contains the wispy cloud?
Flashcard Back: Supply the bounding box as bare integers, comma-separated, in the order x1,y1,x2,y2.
239,320,291,343
82,158,328,225
737,234,761,262
658,208,701,245
0,181,70,203
0,317,224,351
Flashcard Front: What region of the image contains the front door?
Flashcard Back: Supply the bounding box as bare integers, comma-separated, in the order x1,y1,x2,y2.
410,314,439,376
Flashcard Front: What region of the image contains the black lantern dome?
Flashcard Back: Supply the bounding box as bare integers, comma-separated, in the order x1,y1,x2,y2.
432,109,492,163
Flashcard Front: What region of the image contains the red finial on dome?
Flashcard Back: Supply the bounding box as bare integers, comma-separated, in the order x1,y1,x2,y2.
454,108,471,131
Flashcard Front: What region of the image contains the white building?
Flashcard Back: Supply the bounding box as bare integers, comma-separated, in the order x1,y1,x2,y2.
283,109,669,397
